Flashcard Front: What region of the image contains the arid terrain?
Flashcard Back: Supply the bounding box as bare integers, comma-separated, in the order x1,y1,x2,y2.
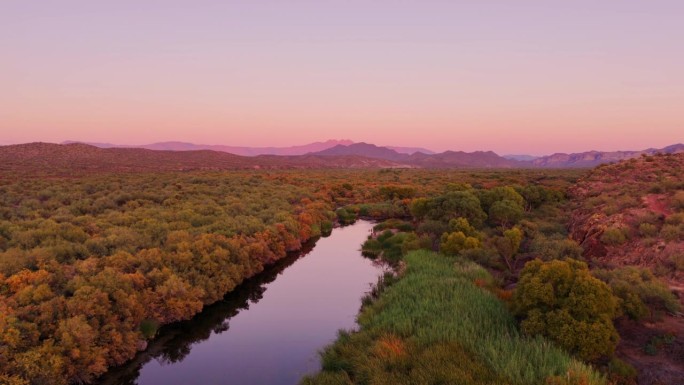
569,153,684,384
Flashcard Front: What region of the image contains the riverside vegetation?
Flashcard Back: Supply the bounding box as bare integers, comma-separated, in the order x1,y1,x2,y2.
303,155,683,385
0,159,682,384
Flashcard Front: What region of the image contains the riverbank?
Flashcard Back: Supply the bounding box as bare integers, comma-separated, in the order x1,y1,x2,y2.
301,250,605,385
97,221,384,385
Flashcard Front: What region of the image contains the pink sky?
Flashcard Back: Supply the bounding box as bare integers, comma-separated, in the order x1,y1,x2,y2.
1,1,682,155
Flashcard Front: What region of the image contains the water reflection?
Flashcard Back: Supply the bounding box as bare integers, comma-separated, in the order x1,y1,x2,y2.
98,220,381,385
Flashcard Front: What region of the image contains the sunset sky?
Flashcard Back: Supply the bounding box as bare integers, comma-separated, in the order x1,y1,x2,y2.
1,1,682,155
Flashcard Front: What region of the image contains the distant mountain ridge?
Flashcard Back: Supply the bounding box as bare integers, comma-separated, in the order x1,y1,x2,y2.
532,143,684,168
407,150,522,168
62,140,434,156
310,142,684,168
503,154,539,161
312,143,408,161
0,142,405,174
310,142,523,168
9,141,684,171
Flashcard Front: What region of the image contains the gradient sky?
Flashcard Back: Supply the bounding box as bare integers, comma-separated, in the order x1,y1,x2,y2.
1,1,682,155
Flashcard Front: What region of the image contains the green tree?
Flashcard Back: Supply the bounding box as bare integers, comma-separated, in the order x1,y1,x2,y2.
409,198,429,219
448,217,479,238
440,231,481,256
488,199,523,228
512,259,619,362
479,186,525,212
494,227,523,271
413,191,487,228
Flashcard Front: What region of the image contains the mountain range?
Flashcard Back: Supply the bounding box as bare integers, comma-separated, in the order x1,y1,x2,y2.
311,143,522,168
530,144,684,168
1,141,682,174
0,142,404,174
62,139,684,168
309,142,684,168
62,140,435,156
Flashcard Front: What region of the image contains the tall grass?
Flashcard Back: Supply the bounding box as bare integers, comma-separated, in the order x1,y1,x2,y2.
302,250,605,385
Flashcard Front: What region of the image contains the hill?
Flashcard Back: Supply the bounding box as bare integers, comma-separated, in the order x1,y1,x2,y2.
569,152,684,273
533,144,684,168
0,143,404,175
311,142,408,161
311,143,524,168
406,150,522,168
569,153,684,383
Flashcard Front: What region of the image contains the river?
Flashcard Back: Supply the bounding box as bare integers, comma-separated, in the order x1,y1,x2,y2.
97,220,384,385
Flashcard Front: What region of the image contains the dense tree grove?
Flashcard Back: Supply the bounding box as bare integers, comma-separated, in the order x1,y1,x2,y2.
0,173,339,384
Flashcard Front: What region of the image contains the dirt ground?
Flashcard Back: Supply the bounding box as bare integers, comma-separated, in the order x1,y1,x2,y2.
616,315,684,385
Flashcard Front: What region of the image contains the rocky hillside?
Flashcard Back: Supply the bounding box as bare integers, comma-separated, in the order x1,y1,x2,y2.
569,152,684,282
569,153,684,384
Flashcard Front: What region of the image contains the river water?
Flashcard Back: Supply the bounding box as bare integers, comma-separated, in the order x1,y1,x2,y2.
98,220,383,385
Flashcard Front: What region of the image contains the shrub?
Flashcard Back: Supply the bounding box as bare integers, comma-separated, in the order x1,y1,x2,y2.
594,267,681,320
440,231,481,256
643,333,675,356
361,239,383,259
335,208,356,225
665,212,684,226
673,190,684,211
373,219,413,232
416,220,448,240
648,184,663,194
139,319,159,339
512,259,619,361
635,211,662,226
320,220,333,237
448,217,479,238
606,357,638,385
601,228,627,246
604,204,619,216
363,231,420,263
400,233,431,254
461,247,503,270
670,253,684,271
660,224,683,241
638,223,658,237
530,235,583,261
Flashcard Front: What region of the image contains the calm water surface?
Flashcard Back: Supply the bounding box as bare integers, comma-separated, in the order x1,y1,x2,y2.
99,220,383,385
